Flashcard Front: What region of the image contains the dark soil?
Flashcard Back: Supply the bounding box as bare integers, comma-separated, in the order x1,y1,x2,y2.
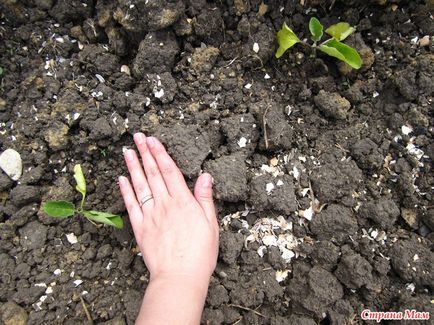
0,0,433,324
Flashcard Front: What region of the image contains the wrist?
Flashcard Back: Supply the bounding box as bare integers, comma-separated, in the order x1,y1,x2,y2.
149,272,211,295
137,272,211,324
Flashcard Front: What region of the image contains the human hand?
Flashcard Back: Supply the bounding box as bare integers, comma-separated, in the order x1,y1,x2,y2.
118,133,219,285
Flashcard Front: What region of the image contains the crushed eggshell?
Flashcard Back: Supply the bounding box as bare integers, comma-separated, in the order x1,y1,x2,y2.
246,217,300,263
230,213,301,264
121,65,131,75
260,164,282,177
280,247,295,263
269,157,279,166
300,206,314,221
262,234,278,246
95,74,105,83
66,233,78,244
292,166,300,180
257,246,267,257
237,137,247,148
275,270,289,282
35,283,47,288
301,188,310,197
253,42,259,53
73,280,83,287
401,125,413,135
405,283,415,293
406,143,424,160
154,88,164,98
266,182,275,194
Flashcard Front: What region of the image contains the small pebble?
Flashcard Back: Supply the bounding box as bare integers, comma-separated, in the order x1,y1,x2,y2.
419,35,430,47
0,148,22,180
121,65,131,75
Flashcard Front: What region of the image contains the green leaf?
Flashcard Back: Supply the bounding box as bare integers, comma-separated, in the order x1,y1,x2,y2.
83,210,124,229
73,164,86,197
309,17,323,42
319,39,362,69
325,22,356,41
43,201,75,218
275,22,301,58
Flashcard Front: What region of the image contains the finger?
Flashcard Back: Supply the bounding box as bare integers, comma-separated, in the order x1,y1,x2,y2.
145,136,192,200
118,176,144,233
194,173,216,222
133,133,169,201
124,149,154,211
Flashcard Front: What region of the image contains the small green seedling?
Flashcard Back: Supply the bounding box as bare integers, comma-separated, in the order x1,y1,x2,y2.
43,164,123,229
276,18,362,69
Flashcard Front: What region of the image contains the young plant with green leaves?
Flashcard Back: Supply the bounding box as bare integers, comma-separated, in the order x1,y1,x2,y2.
276,17,362,69
43,164,124,229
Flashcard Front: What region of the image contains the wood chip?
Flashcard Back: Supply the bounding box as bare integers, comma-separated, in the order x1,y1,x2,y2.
270,157,279,166
419,35,430,47
401,208,418,229
258,2,268,16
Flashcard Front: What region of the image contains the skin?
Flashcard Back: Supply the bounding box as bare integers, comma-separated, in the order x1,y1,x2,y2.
118,132,219,325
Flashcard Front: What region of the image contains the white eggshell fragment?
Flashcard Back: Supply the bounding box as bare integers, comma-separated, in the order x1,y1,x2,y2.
66,233,78,244
237,137,247,148
275,270,289,282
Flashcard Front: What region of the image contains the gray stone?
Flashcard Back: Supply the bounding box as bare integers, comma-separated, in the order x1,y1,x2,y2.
314,90,351,120
19,221,47,250
10,185,41,207
0,301,28,325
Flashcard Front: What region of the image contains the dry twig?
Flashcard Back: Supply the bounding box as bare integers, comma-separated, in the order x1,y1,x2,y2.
79,295,94,325
228,304,267,318
263,105,270,149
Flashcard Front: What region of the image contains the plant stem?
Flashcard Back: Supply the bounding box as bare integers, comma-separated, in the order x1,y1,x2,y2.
79,194,85,212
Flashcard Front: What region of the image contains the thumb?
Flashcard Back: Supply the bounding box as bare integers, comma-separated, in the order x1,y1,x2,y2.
194,173,216,221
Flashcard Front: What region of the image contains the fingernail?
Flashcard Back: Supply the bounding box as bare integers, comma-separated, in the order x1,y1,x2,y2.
202,173,212,187
147,137,155,148
134,133,144,144
118,176,126,186
125,149,134,162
